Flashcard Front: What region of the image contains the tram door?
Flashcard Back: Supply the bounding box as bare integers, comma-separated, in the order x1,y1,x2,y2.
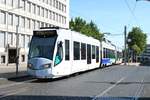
8,49,16,63
87,44,91,64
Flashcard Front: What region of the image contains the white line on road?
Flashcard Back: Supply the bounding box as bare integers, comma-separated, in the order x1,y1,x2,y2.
92,77,126,100
0,79,36,89
0,87,28,99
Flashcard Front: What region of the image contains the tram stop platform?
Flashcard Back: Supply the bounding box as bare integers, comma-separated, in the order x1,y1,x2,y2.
0,64,28,79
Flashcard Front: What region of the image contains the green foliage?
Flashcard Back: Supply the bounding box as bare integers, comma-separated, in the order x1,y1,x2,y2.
69,17,103,40
127,27,147,55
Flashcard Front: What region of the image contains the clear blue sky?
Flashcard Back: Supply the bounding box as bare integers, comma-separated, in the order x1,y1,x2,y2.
70,0,150,49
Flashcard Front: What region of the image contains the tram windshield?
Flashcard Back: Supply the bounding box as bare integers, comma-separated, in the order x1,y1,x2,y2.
28,31,57,60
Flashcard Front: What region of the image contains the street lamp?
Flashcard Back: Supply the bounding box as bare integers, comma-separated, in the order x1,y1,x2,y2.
6,6,23,75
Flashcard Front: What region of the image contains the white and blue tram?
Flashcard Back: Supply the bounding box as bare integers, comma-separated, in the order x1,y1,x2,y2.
101,39,116,66
27,27,101,78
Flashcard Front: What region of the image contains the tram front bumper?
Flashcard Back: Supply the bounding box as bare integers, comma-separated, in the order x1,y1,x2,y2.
27,68,54,79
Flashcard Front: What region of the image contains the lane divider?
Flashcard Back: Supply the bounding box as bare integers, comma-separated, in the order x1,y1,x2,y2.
92,77,126,100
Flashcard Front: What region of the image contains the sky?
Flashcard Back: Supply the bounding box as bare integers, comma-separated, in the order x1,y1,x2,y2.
70,0,150,49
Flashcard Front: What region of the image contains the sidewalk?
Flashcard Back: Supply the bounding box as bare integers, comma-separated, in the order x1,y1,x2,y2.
121,62,140,66
0,64,28,79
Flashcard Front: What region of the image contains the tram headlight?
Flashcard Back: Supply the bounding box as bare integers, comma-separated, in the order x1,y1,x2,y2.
42,63,51,69
27,63,33,69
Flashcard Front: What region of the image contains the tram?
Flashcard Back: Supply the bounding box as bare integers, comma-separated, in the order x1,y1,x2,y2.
27,27,100,78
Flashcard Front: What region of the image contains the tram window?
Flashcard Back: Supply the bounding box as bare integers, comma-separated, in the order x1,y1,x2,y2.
96,46,99,63
81,43,86,60
65,40,70,60
74,41,80,60
87,44,91,64
54,42,63,66
92,45,96,59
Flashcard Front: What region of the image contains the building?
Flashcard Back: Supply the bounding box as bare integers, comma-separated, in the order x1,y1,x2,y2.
0,0,69,65
140,44,150,63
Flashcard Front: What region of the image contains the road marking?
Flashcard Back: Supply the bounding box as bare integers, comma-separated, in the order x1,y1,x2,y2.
0,87,28,99
0,79,36,89
92,77,126,100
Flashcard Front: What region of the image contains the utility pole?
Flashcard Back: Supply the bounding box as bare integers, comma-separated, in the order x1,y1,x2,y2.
124,26,127,65
16,24,19,75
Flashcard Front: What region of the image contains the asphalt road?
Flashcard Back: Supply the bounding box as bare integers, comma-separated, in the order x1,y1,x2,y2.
0,65,150,100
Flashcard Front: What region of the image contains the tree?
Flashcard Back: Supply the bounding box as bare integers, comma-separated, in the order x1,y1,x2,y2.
127,27,147,55
69,17,103,40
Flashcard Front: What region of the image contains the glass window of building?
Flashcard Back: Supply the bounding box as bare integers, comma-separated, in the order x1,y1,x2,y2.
41,7,44,17
49,10,52,19
45,9,48,18
49,0,52,5
26,18,30,29
20,0,25,10
6,0,13,7
20,34,25,48
56,0,58,9
0,0,6,4
53,0,56,7
0,11,6,24
0,32,5,47
59,2,61,10
53,12,55,20
20,17,25,28
32,20,35,29
14,15,19,26
26,1,31,12
14,0,19,8
31,4,36,14
37,6,40,16
8,33,13,45
8,13,13,25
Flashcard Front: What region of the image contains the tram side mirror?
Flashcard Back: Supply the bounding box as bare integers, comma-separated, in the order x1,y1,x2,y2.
57,41,63,47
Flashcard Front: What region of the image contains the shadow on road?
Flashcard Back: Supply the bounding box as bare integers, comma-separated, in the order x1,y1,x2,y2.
1,95,150,100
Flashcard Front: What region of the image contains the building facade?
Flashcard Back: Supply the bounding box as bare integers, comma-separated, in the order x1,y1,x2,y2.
0,0,69,65
140,44,150,62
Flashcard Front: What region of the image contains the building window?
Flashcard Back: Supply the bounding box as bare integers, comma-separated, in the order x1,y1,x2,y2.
26,18,30,29
0,11,6,24
0,0,6,5
14,0,19,8
1,55,5,64
8,13,13,26
26,1,31,13
8,33,13,45
31,4,36,14
37,6,40,16
0,32,5,47
6,0,13,7
14,15,19,26
25,35,30,48
32,20,35,29
49,0,52,5
49,10,52,19
41,7,44,17
56,0,58,9
45,9,48,18
21,55,25,62
81,43,86,60
20,0,25,10
92,45,96,59
65,40,70,60
20,17,25,28
20,34,25,48
74,41,80,60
